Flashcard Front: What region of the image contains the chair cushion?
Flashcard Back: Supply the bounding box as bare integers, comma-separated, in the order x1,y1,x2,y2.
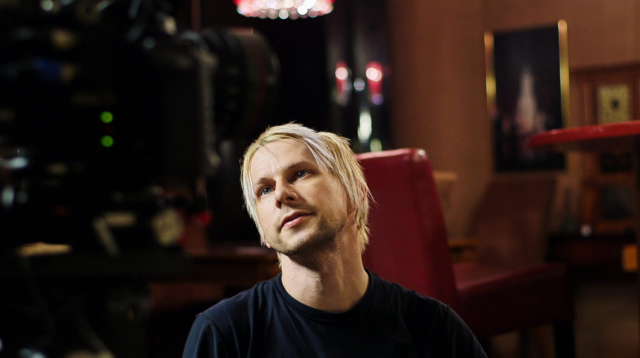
454,261,574,338
357,149,459,308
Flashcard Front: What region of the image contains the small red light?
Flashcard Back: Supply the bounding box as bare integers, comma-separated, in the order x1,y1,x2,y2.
366,61,384,101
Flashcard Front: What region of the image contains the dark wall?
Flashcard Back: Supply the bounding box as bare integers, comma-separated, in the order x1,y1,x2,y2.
171,0,390,242
181,0,331,132
174,0,332,242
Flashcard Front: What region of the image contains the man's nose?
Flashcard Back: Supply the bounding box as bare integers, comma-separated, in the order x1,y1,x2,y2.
275,182,298,207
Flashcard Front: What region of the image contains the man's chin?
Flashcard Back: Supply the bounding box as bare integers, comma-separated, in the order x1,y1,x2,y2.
269,237,311,257
270,231,334,258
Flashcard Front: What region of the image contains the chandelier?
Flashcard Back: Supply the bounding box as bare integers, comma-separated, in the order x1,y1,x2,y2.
235,0,334,19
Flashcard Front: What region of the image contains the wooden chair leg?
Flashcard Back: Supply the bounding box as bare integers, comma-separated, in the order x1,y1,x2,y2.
553,320,576,358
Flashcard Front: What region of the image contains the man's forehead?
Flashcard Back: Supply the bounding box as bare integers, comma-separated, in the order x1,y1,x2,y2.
250,139,318,178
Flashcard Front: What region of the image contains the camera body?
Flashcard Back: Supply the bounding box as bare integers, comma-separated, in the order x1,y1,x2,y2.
0,1,280,356
0,0,260,251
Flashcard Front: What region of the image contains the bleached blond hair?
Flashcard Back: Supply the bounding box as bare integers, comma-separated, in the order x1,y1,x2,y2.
240,123,371,253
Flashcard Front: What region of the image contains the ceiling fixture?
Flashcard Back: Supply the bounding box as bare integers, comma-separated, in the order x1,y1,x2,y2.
235,0,334,20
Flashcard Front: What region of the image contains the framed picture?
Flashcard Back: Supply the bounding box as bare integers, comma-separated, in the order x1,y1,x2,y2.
485,21,568,172
594,82,633,177
597,83,632,124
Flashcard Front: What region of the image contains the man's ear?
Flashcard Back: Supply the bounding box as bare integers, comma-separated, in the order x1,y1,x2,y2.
359,183,368,205
355,182,368,211
346,183,367,213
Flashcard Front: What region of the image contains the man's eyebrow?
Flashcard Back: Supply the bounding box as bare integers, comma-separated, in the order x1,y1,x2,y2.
285,160,316,172
253,177,271,188
252,160,317,188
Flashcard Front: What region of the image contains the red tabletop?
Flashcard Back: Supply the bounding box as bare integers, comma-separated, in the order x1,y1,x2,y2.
527,121,640,152
529,120,640,344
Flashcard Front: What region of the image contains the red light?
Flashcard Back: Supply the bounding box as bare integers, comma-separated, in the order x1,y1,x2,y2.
335,60,350,105
366,61,384,102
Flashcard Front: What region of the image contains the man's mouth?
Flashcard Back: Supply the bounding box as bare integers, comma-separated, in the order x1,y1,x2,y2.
281,212,310,229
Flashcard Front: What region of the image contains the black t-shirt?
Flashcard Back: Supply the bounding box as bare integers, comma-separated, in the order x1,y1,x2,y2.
183,271,486,358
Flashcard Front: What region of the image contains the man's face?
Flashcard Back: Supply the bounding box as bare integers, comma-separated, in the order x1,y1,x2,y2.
250,139,350,257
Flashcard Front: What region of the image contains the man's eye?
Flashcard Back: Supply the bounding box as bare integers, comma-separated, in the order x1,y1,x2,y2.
295,170,309,179
260,187,273,196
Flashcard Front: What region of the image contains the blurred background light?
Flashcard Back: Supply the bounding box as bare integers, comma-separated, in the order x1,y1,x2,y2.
235,0,334,19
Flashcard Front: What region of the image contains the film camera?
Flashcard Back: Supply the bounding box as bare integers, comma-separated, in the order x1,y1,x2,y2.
0,0,278,356
0,0,279,251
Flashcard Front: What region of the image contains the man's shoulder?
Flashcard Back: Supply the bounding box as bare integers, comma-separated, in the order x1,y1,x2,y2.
371,272,487,357
200,276,278,327
184,277,280,358
371,272,448,313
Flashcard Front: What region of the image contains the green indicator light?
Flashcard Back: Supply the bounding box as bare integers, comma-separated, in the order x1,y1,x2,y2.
100,111,114,123
101,135,114,147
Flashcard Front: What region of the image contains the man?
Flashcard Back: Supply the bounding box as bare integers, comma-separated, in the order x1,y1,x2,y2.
184,123,487,357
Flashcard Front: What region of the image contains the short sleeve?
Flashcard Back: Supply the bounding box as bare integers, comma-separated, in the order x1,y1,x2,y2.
182,313,227,358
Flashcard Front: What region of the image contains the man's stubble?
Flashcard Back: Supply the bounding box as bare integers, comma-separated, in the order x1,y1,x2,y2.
266,203,348,265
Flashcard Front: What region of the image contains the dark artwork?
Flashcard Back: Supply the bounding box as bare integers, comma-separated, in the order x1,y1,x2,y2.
491,25,566,172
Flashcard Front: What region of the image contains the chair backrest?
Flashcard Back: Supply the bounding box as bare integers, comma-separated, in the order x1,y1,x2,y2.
472,177,556,268
356,149,458,308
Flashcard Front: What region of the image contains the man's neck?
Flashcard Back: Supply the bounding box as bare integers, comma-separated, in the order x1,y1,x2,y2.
279,232,369,313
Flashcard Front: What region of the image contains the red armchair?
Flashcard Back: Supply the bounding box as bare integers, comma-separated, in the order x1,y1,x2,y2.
356,149,575,357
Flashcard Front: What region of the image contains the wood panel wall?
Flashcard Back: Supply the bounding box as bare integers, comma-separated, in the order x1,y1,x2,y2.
386,0,640,238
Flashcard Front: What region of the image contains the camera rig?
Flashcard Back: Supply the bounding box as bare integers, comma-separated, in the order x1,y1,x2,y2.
0,0,279,251
0,0,279,356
